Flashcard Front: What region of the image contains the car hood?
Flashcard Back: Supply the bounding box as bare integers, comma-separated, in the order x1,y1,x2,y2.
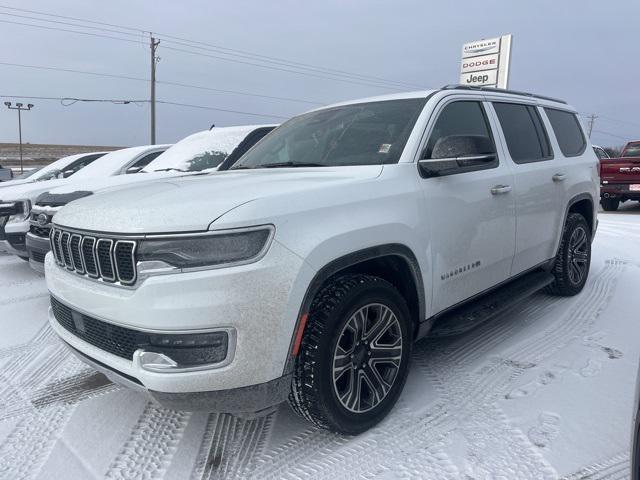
53,165,383,233
45,171,180,196
0,178,36,189
0,178,72,202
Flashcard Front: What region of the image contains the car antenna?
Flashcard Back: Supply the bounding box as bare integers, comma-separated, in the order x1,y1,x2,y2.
209,124,215,130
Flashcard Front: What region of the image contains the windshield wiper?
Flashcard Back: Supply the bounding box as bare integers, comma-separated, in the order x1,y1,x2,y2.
258,162,325,169
153,167,187,172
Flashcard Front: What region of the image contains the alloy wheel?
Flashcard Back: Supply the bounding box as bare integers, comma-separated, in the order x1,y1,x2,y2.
332,303,403,413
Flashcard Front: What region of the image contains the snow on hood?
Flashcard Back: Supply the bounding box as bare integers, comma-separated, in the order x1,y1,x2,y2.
44,170,178,196
0,177,74,202
53,166,383,233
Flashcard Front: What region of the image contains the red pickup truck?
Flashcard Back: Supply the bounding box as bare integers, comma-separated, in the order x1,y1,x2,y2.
600,141,640,211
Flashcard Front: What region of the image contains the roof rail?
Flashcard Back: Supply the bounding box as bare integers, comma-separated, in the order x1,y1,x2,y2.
441,84,567,104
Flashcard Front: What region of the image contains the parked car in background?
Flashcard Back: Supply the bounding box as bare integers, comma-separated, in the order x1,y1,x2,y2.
0,165,14,182
0,152,107,189
599,140,640,211
46,86,597,434
25,125,275,271
593,145,609,160
0,145,169,261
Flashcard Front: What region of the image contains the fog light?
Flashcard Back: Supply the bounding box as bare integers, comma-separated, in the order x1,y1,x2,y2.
138,331,230,372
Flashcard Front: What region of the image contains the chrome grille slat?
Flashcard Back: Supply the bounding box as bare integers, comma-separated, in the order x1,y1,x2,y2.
81,236,98,278
96,238,115,282
70,234,84,274
61,232,73,269
51,227,137,286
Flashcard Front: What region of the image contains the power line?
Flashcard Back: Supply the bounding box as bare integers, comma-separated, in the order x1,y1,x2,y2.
592,129,630,141
0,11,144,39
0,4,421,91
0,94,288,120
0,62,324,105
0,19,144,44
161,45,407,91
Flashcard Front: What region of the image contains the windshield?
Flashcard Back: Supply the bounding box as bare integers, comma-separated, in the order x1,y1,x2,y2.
28,154,90,181
68,148,147,180
622,142,640,158
231,98,426,169
144,127,254,173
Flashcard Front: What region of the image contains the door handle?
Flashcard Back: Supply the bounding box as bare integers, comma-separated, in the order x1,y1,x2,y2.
490,185,512,195
552,173,567,182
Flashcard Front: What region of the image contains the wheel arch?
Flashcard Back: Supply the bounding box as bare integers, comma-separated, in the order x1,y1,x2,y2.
283,244,425,375
565,193,596,238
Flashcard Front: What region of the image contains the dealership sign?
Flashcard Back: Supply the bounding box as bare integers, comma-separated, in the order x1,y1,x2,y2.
460,35,512,88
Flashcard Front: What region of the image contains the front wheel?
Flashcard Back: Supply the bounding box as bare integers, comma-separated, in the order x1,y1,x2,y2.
288,274,412,435
601,198,619,211
545,213,591,296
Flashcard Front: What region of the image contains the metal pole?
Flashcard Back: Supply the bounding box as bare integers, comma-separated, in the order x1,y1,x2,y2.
4,102,33,174
150,34,160,145
17,108,23,173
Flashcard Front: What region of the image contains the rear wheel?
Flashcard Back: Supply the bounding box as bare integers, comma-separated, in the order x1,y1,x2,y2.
289,274,412,435
545,213,591,296
600,198,619,211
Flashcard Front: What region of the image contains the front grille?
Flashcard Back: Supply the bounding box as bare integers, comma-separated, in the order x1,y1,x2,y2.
51,296,144,360
30,225,50,237
29,209,56,238
31,250,46,263
50,227,137,286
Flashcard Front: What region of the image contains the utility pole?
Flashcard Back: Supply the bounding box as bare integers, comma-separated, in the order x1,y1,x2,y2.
150,33,160,144
4,101,34,174
587,113,598,138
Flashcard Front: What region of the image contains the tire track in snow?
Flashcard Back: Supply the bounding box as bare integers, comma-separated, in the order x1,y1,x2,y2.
506,259,624,364
0,404,77,480
190,412,276,480
0,291,48,306
104,403,191,480
560,452,630,480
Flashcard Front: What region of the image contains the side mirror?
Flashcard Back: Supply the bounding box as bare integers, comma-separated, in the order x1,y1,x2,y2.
419,135,496,178
126,166,143,174
62,170,75,178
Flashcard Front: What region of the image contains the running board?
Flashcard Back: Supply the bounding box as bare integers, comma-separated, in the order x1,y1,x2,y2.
430,271,554,337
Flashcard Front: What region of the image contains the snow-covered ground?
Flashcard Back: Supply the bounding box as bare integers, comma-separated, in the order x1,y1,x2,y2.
0,207,638,480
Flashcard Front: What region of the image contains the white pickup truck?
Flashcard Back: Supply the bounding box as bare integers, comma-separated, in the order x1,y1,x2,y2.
46,86,598,434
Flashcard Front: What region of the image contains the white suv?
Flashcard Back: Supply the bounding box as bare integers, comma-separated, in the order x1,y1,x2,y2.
46,86,599,434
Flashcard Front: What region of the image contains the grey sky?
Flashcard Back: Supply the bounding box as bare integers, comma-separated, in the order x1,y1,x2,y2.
0,0,638,148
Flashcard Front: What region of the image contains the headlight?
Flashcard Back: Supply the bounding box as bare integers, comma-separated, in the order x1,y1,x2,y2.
6,199,31,224
137,225,274,271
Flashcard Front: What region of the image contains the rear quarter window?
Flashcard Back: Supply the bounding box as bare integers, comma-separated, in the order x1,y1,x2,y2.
544,108,587,157
493,102,553,164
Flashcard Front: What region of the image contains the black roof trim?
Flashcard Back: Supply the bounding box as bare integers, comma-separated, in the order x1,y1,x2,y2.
441,84,568,105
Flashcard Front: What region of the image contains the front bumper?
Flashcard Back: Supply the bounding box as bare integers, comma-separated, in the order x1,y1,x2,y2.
26,231,50,271
65,341,291,413
0,218,29,257
46,239,315,395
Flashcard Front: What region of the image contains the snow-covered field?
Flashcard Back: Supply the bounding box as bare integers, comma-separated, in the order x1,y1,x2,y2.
0,207,638,480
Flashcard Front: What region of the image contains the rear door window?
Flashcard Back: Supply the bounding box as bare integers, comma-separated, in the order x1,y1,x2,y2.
493,103,553,164
544,108,586,157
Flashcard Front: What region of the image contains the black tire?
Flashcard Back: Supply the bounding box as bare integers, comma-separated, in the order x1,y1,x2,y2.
600,198,619,211
545,213,591,296
288,274,412,435
19,256,29,262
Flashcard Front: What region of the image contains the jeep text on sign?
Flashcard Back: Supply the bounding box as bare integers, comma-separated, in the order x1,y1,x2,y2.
460,70,498,86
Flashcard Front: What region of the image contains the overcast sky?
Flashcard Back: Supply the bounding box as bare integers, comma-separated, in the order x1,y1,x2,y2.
0,0,638,148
